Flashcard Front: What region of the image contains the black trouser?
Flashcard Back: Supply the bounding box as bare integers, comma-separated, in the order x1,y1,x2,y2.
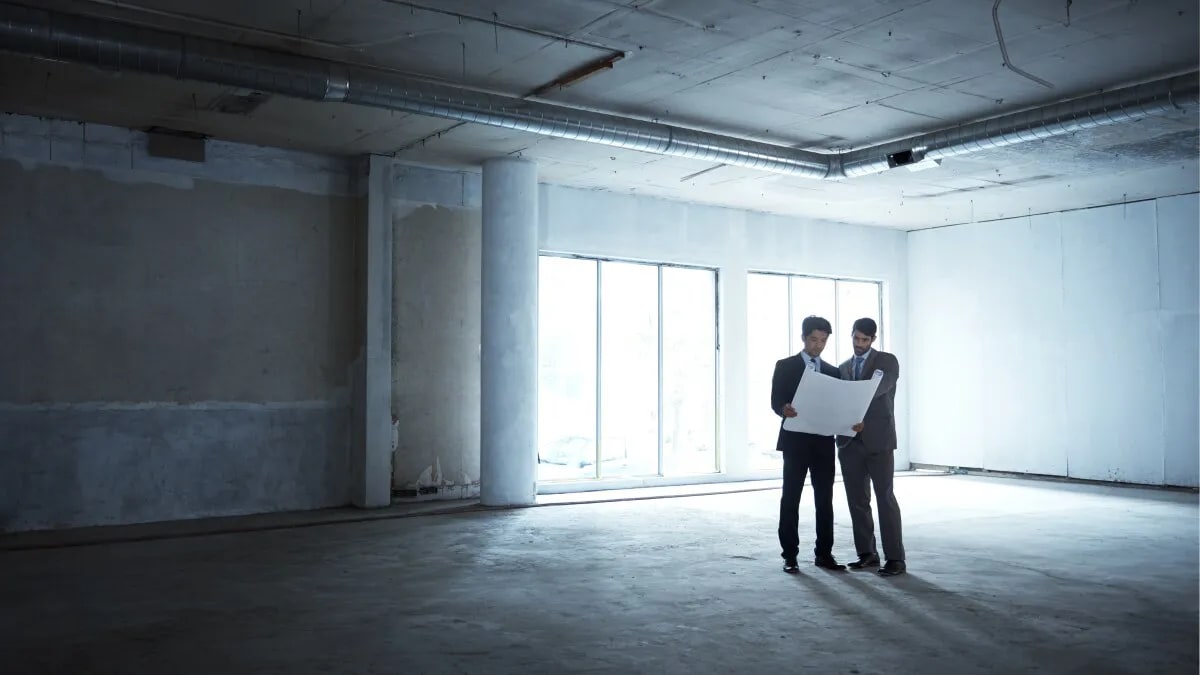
777,437,836,560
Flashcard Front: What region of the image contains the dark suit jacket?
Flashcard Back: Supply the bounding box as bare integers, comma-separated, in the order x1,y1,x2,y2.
771,353,841,452
837,349,900,452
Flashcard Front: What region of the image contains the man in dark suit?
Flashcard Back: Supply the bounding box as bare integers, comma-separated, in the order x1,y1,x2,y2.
836,317,906,577
771,315,847,573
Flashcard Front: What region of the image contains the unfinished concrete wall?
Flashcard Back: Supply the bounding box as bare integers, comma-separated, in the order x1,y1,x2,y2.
391,204,482,496
0,116,360,531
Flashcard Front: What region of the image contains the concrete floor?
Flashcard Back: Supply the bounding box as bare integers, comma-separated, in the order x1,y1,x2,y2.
1,475,1196,674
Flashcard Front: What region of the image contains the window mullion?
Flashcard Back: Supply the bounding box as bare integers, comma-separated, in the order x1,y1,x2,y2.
656,264,665,477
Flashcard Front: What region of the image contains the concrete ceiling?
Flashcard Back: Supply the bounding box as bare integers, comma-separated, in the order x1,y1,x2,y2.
0,0,1196,229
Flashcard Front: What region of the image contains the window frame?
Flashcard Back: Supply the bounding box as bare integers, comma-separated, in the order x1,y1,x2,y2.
744,270,885,472
746,270,885,356
537,252,722,481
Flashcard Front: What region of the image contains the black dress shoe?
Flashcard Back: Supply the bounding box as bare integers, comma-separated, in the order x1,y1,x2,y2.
848,553,881,570
783,557,800,574
878,560,907,577
814,555,847,571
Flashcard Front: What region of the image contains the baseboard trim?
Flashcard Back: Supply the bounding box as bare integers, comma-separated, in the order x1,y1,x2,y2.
909,463,1199,492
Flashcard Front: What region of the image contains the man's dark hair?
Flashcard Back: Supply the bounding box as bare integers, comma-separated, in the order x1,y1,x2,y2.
801,315,832,338
852,317,878,338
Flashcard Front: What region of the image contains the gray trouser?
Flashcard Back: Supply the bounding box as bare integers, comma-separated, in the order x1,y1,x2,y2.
838,439,905,562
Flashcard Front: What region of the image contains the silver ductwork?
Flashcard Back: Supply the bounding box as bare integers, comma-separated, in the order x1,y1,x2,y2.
1,3,1196,180
840,74,1200,177
341,74,831,177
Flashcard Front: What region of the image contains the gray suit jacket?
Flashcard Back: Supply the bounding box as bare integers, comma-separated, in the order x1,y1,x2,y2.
838,349,899,452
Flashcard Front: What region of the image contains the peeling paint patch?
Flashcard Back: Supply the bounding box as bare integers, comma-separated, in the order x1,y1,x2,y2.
392,483,481,501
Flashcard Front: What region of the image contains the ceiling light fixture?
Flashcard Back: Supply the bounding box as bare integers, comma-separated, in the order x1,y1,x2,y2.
886,149,925,169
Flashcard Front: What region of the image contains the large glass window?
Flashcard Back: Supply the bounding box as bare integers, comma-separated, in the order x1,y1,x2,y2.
837,280,885,361
661,266,718,476
746,274,790,472
538,255,718,481
790,277,837,362
537,257,598,481
599,261,660,477
747,273,884,472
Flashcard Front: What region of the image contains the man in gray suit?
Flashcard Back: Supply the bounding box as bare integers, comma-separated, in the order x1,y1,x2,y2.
837,317,906,577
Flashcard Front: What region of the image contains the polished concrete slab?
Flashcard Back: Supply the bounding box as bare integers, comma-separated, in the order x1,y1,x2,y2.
1,474,1196,674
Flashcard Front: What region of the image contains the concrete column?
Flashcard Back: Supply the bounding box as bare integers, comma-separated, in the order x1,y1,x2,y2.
355,154,393,508
480,157,538,506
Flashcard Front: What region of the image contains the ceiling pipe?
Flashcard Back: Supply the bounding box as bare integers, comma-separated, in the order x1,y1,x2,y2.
840,74,1200,177
1,3,1196,181
992,0,1055,90
0,3,831,178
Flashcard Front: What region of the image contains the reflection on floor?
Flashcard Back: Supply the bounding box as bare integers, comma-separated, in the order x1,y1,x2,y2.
1,475,1196,674
537,477,783,504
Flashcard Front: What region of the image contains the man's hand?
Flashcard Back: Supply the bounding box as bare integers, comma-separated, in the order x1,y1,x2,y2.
851,422,865,433
782,403,798,418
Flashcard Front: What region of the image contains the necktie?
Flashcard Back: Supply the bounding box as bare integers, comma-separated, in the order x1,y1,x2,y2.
810,358,818,373
854,356,863,380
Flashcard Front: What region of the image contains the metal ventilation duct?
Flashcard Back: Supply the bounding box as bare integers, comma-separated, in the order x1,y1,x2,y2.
839,75,1200,177
1,3,1196,180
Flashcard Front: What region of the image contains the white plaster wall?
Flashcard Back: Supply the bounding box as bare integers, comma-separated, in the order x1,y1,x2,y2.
908,194,1199,487
539,186,912,477
387,164,910,488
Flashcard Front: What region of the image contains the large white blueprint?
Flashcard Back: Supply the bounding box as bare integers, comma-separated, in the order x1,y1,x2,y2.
782,369,883,436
